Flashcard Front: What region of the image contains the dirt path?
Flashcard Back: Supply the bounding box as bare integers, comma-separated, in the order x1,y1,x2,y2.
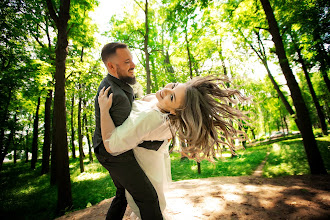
57,174,330,220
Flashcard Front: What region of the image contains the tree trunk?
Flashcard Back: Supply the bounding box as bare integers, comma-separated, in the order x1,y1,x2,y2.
244,30,295,116
185,30,193,79
144,0,151,94
31,96,41,170
0,110,17,170
260,0,327,174
296,47,328,135
78,83,84,173
46,0,72,213
50,96,57,185
151,58,158,92
0,130,13,170
313,31,330,93
84,113,93,162
41,90,52,175
25,131,29,163
0,87,12,156
24,119,32,163
164,51,175,74
218,38,228,77
70,95,76,158
264,61,295,115
13,146,17,164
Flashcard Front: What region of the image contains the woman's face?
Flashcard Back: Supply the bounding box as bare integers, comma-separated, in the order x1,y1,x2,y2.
156,83,187,114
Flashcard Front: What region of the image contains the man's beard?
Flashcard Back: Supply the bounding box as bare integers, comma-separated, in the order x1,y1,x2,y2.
119,75,136,85
117,66,136,85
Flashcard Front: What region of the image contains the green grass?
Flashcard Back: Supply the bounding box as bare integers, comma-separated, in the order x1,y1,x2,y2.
0,135,329,219
0,156,113,220
263,136,330,177
171,144,269,180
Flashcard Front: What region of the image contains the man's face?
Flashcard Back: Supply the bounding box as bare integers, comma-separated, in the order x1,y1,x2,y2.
111,48,136,85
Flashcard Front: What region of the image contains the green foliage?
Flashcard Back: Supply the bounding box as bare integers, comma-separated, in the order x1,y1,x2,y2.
1,0,329,217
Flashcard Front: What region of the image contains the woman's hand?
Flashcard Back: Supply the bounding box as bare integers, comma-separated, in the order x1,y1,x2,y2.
98,86,113,112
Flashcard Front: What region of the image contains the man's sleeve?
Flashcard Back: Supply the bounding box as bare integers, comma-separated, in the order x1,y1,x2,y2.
137,141,164,151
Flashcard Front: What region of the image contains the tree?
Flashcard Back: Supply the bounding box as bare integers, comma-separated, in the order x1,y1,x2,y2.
259,0,327,174
294,42,328,136
239,29,295,116
78,73,84,173
0,0,34,168
70,95,76,158
45,0,72,213
41,90,52,174
31,96,41,170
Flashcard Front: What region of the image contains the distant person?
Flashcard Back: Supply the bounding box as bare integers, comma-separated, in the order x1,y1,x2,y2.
98,74,250,219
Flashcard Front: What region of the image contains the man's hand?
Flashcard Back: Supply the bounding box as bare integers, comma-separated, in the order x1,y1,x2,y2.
98,86,113,112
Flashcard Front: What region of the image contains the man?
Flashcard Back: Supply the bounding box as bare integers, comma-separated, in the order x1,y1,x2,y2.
93,42,164,220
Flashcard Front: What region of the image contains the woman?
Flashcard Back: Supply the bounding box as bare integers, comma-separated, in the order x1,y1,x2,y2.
98,75,249,219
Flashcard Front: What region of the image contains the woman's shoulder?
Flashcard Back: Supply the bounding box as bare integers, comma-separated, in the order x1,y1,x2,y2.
141,93,157,102
131,100,167,123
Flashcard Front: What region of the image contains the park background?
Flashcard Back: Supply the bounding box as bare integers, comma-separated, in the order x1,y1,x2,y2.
0,0,329,219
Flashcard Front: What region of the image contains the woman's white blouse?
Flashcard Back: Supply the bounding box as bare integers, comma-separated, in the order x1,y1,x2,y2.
104,100,172,156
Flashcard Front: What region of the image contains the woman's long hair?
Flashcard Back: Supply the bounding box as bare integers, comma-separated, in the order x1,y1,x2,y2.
168,75,250,161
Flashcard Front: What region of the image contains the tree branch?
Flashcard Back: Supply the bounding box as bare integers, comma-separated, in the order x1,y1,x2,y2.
65,71,75,81
32,34,45,48
67,23,74,35
133,0,145,12
255,26,269,31
45,0,59,25
238,28,263,61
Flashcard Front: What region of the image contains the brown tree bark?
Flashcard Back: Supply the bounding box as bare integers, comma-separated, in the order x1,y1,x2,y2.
0,87,12,156
144,0,151,94
41,90,53,175
46,0,72,213
83,112,93,162
70,95,76,159
185,29,193,79
78,82,84,173
218,38,228,77
260,0,327,174
0,110,17,170
242,30,295,116
313,31,330,93
50,95,56,185
296,47,328,135
31,96,41,170
25,123,30,163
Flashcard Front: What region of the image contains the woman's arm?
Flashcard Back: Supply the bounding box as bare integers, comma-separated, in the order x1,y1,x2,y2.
98,86,115,153
99,88,170,155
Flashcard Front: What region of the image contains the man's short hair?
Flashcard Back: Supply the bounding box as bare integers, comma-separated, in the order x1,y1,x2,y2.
101,42,128,63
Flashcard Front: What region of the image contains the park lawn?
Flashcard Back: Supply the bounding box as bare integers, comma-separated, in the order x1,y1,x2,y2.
0,136,329,219
263,135,330,177
170,143,269,181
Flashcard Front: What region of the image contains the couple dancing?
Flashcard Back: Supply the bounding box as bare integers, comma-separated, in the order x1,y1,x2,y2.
93,42,248,220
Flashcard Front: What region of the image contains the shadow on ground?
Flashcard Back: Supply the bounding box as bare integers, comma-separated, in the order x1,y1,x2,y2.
56,174,330,220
